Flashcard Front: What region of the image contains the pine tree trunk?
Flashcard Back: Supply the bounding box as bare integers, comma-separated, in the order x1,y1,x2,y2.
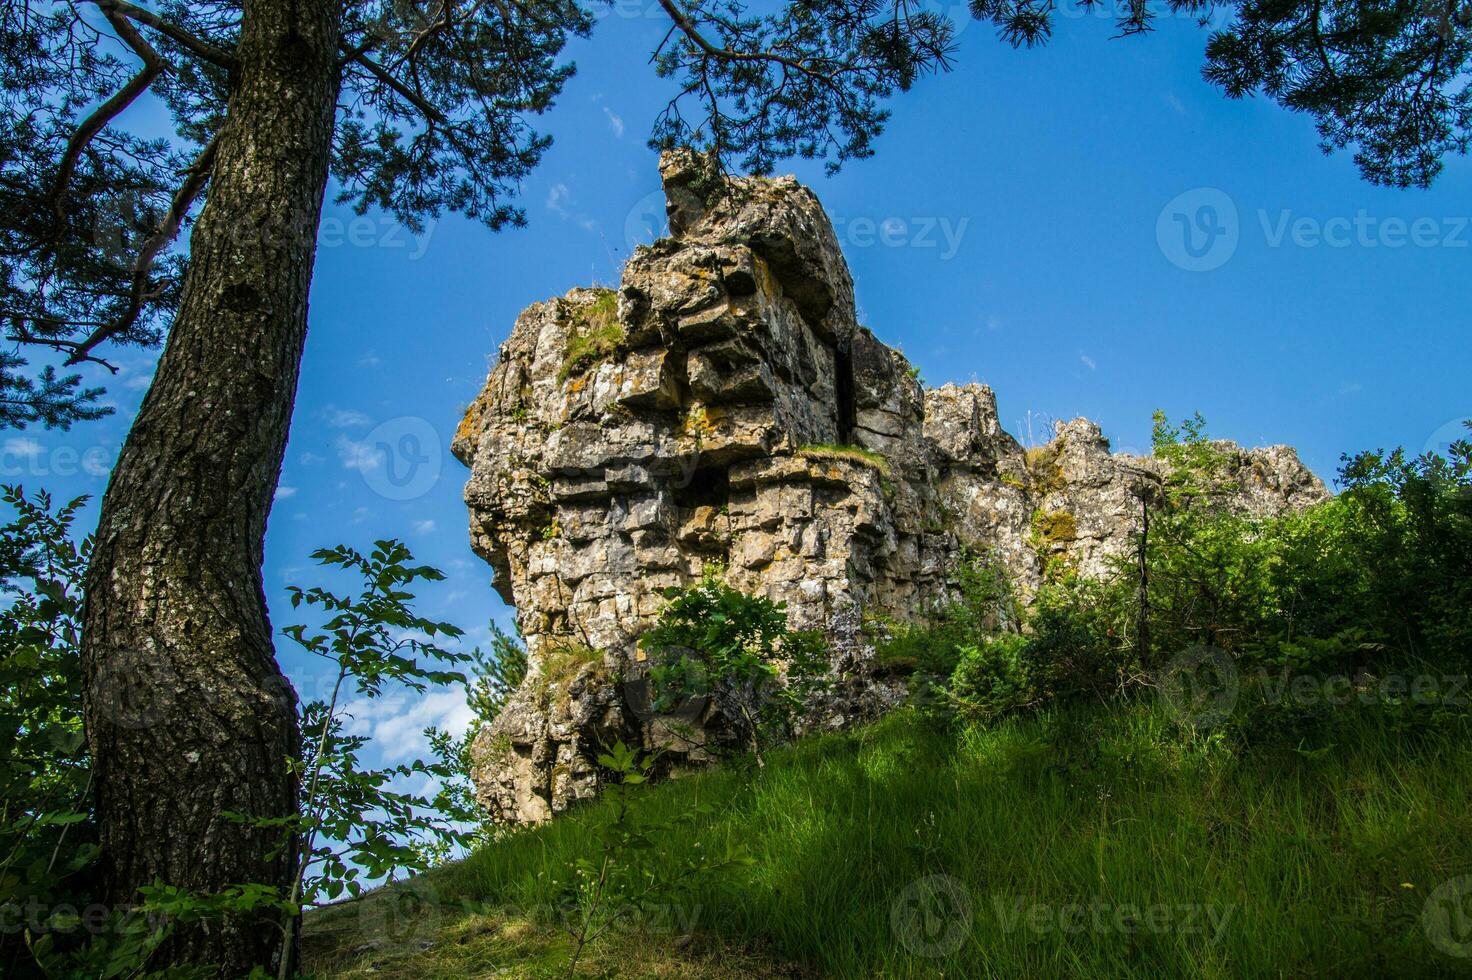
80,0,340,971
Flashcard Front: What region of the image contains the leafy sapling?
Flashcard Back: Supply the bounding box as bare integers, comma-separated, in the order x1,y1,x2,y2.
265,541,477,977
559,740,752,978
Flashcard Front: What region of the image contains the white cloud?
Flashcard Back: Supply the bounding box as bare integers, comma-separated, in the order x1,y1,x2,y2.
357,350,383,369
412,519,437,535
300,451,326,466
325,405,371,429
275,485,299,500
82,451,111,477
546,183,572,218
1165,93,1187,116
124,374,154,391
336,433,381,472
4,437,43,459
342,690,475,763
1079,353,1097,371
603,106,625,138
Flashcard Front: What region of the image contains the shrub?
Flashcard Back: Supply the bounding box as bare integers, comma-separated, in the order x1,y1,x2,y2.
642,570,827,765
947,634,1038,721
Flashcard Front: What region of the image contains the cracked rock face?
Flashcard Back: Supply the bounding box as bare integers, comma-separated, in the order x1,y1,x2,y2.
451,151,1330,824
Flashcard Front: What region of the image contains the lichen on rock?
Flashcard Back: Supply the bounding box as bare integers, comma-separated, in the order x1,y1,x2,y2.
451,151,1329,824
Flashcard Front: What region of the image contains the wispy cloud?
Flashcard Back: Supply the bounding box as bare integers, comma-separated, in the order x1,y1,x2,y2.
336,433,380,472
4,437,43,459
325,405,372,429
412,519,437,535
342,690,474,763
1079,353,1097,371
546,183,572,218
603,106,625,138
275,485,299,500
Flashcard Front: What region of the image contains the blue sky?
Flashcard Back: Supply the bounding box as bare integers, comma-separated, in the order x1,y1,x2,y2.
6,4,1470,764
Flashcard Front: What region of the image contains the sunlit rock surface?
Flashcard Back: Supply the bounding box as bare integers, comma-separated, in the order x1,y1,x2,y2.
451,151,1329,824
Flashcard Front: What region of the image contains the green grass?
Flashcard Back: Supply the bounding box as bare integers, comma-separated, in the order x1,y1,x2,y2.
307,700,1472,978
558,290,624,383
797,443,891,478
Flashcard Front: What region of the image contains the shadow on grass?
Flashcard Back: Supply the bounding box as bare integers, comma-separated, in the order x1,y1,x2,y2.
308,700,1472,978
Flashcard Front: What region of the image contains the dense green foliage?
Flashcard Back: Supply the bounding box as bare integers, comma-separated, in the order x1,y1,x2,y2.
874,415,1472,744
0,488,97,973
642,569,828,765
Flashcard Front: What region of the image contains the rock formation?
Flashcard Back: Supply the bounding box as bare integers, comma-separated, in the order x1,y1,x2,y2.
450,151,1329,824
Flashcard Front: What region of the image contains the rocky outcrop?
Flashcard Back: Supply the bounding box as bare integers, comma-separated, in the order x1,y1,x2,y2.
451,151,1329,824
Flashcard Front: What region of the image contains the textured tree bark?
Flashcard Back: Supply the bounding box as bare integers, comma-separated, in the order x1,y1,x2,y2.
80,0,340,971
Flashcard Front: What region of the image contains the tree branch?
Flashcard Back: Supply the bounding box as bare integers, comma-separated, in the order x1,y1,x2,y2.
654,0,827,81
60,133,221,367
342,46,449,125
90,0,239,71
46,8,163,225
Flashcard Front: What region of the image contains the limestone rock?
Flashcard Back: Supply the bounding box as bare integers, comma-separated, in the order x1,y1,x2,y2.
453,153,1330,824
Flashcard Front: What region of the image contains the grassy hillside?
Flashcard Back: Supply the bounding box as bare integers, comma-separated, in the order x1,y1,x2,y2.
304,698,1472,978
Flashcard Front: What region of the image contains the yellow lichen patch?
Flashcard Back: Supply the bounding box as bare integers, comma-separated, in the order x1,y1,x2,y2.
454,393,491,446
1031,508,1078,548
